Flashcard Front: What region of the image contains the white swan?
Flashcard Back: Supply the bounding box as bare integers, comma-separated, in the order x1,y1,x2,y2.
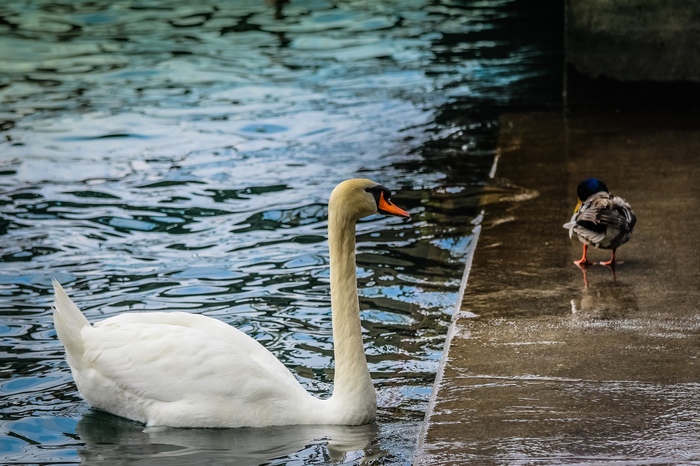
53,178,410,428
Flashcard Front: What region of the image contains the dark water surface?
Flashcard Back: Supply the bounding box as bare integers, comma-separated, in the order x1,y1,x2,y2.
0,0,561,464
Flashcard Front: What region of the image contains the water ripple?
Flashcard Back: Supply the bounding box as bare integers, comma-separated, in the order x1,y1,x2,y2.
0,0,561,464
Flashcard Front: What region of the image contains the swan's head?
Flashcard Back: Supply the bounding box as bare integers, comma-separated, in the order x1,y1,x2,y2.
329,179,410,222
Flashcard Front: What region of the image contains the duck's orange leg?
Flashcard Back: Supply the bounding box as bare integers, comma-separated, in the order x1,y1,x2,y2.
573,244,592,266
575,260,591,287
600,249,617,267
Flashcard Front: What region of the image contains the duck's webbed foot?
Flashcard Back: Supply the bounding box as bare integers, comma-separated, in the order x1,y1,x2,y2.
600,249,620,267
573,244,593,266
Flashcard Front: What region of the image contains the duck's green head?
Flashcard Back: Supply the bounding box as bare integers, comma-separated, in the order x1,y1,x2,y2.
577,178,609,201
572,178,609,214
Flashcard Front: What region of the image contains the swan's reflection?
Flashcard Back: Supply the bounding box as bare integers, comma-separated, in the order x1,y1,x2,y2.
76,410,384,465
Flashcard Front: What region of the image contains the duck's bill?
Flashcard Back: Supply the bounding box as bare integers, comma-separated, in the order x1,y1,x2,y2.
378,192,410,219
573,199,582,214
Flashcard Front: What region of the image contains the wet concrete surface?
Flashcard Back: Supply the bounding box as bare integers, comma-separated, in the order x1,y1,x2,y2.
415,111,700,464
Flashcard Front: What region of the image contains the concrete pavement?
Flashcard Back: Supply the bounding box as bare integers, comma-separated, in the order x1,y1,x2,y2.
414,111,700,464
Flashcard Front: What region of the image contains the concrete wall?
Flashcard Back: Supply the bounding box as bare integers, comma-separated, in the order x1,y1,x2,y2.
567,0,700,81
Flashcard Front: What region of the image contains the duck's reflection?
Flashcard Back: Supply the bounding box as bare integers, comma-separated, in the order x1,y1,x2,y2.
575,261,617,288
570,279,637,323
76,410,383,465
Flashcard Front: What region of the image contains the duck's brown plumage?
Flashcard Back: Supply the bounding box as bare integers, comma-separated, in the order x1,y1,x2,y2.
563,178,636,266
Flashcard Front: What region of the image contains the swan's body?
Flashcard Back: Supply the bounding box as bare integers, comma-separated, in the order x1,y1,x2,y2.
563,178,636,266
53,179,410,428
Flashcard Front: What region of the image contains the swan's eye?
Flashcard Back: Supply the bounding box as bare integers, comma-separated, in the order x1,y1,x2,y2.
365,185,391,206
365,184,409,218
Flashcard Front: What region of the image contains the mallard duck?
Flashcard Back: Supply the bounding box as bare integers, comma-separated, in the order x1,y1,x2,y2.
563,178,636,267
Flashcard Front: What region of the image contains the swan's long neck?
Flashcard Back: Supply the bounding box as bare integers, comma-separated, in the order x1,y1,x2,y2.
327,209,376,414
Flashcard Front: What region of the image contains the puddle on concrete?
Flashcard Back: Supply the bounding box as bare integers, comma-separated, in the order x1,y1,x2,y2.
417,111,700,464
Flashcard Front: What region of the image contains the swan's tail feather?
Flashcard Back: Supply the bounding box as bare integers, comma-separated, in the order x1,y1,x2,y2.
52,279,90,368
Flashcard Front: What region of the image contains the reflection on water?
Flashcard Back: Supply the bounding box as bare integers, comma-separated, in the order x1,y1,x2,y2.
75,411,382,466
0,0,560,464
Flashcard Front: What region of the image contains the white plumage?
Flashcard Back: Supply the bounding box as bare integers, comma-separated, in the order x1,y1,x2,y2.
53,178,410,428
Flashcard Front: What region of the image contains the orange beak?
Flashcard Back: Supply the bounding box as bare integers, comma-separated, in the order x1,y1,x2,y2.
378,192,410,219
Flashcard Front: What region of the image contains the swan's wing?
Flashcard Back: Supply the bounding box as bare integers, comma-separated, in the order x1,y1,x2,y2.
82,312,306,405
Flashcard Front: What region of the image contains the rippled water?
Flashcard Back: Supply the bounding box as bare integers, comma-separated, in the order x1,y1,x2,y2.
0,0,560,464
